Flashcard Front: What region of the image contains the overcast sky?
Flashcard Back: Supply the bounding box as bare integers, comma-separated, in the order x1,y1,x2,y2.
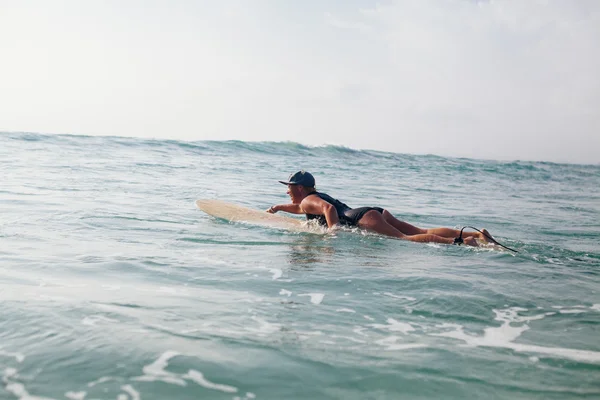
1,0,599,163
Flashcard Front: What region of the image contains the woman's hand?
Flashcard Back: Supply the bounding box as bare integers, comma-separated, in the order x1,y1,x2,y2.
266,205,278,214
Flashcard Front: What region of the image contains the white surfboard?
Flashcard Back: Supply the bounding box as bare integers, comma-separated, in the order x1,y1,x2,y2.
196,199,315,232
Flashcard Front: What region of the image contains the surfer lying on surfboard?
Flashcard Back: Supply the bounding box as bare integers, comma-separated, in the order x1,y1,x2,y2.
267,171,494,247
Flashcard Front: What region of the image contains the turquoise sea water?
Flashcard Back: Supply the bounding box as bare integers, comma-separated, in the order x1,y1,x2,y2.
1,131,599,399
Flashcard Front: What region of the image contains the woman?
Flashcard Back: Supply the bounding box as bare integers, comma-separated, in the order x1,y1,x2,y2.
267,171,492,246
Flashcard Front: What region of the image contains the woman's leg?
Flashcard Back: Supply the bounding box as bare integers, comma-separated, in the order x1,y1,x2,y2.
381,210,426,235
381,210,493,242
424,227,494,243
357,210,476,245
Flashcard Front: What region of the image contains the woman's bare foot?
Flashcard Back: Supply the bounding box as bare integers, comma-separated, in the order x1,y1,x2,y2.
464,236,479,247
479,229,494,243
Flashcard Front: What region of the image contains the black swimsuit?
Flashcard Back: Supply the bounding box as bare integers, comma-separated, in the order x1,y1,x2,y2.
305,192,384,227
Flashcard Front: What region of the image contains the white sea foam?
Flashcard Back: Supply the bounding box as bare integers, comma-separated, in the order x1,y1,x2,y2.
121,385,140,400
509,343,600,363
4,382,28,399
183,370,238,394
87,376,115,387
268,268,282,280
233,394,258,400
330,334,367,344
353,327,370,337
591,304,600,311
0,348,25,363
65,391,86,400
383,292,416,301
552,305,587,309
298,293,324,305
134,352,243,392
3,367,17,381
81,315,118,326
297,330,323,341
432,307,600,363
249,316,282,335
375,336,427,351
3,368,54,400
134,351,186,386
336,308,356,313
319,340,337,345
279,289,292,297
370,318,415,334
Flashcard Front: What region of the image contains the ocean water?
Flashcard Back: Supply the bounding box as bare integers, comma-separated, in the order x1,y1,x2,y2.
1,131,599,400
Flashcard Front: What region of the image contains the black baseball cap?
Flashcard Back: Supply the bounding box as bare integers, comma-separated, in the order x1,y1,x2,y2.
278,170,315,187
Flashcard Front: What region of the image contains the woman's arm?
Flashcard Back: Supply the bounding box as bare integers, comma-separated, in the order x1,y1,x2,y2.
266,204,304,214
300,196,340,228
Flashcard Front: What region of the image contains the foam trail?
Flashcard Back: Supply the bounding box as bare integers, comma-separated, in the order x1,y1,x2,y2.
133,351,186,386
552,305,587,309
121,385,140,400
249,316,281,334
268,268,282,280
375,336,427,351
509,343,600,363
383,292,416,301
370,318,415,334
184,370,238,393
432,308,600,364
298,293,325,305
81,315,118,326
0,349,25,363
330,334,367,344
132,354,244,393
3,368,55,400
87,376,114,387
65,392,86,400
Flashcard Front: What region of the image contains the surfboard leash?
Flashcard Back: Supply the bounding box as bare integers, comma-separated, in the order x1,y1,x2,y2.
454,226,518,253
